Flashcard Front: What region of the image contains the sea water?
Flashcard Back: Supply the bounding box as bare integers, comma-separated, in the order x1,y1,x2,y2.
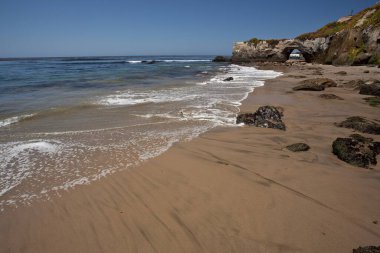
0,56,281,210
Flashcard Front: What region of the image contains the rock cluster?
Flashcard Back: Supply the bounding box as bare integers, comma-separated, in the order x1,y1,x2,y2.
236,106,286,130
332,134,380,168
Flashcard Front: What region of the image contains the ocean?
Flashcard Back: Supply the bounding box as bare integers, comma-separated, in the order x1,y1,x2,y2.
0,55,281,210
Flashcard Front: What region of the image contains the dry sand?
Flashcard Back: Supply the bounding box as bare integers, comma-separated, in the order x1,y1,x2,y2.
1,63,380,253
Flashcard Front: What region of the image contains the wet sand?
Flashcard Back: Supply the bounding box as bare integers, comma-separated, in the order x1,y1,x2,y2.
1,63,380,252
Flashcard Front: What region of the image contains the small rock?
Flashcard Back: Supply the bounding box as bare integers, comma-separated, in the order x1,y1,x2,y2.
335,71,347,75
224,77,234,81
364,70,370,73
353,246,380,253
293,78,337,91
359,83,380,96
332,134,380,168
287,75,307,79
312,70,323,75
236,106,286,130
319,94,344,100
286,143,310,152
373,220,378,225
336,116,380,135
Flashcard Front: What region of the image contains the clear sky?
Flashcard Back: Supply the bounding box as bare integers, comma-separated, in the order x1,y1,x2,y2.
0,0,378,57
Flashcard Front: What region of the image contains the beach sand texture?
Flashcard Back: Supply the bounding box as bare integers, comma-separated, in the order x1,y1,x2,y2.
1,63,379,253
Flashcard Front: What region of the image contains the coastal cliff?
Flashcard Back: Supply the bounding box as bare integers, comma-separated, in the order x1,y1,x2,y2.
232,3,380,65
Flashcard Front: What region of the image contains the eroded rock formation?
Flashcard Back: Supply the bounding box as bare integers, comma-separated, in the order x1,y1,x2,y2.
232,3,380,65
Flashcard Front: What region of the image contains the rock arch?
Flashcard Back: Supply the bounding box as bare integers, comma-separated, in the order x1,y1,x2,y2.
281,43,314,62
232,39,321,63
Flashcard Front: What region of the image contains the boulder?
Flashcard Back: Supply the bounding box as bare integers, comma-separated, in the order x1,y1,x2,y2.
286,143,310,152
336,116,380,135
224,77,234,81
332,134,380,168
293,78,337,91
319,94,344,100
213,56,230,62
359,83,380,96
344,79,365,89
353,246,380,253
236,106,286,130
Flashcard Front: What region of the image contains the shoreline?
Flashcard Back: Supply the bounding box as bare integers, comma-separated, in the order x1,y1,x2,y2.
1,63,380,252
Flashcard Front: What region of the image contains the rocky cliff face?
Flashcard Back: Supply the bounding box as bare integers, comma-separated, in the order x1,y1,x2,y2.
232,3,380,65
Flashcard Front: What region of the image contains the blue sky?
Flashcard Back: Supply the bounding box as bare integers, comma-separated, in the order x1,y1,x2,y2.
0,0,378,57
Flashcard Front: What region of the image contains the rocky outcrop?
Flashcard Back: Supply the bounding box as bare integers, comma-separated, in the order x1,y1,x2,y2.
335,116,380,135
236,106,286,130
332,134,380,168
232,38,329,63
232,3,380,65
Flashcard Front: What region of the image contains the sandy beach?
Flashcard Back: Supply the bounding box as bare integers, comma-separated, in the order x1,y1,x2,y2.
1,63,380,253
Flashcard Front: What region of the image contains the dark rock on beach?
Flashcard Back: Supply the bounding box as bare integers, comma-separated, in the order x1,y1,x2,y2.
286,143,310,152
293,78,337,91
293,84,325,91
236,106,286,130
353,246,380,253
287,75,307,79
319,93,343,100
359,82,380,96
224,77,234,81
344,79,365,90
213,56,231,62
336,116,380,135
335,71,347,75
332,134,380,168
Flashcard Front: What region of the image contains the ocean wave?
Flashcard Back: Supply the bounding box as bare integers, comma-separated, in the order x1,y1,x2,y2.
0,114,35,128
125,59,211,64
99,64,281,126
98,89,199,106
